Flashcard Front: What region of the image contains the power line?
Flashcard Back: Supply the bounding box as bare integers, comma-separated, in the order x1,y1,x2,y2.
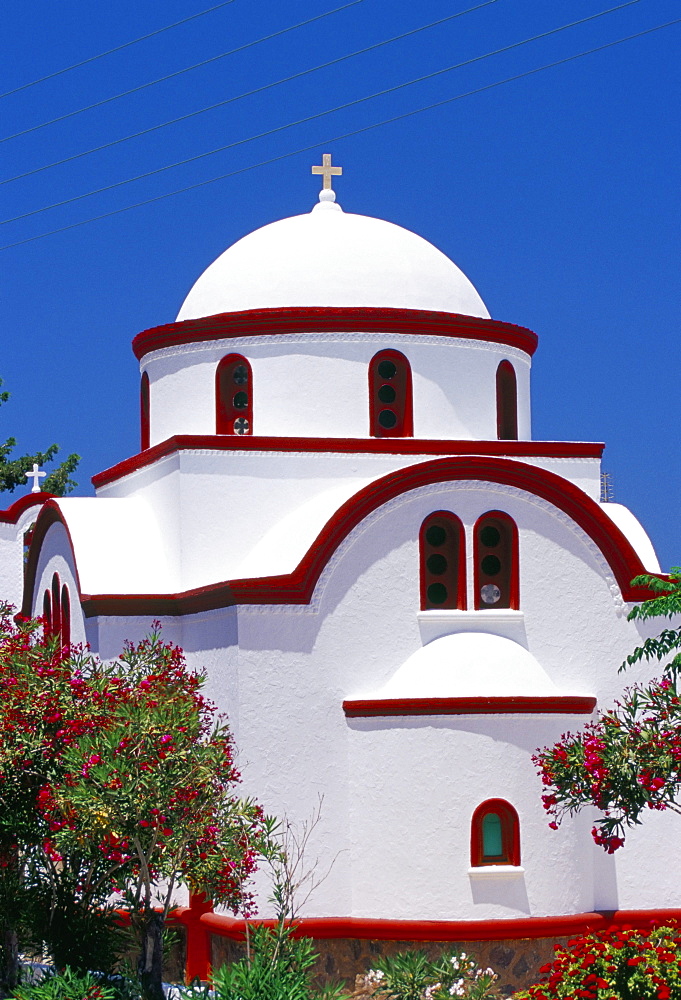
0,0,648,226
0,1,238,101
0,0,365,145
0,0,504,188
1,15,678,254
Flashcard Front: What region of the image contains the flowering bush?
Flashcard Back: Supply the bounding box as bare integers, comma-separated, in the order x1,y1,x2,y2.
534,570,681,852
511,924,681,999
362,948,501,1000
0,611,275,1000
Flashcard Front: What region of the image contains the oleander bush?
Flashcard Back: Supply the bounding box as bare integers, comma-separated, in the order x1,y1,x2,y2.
511,925,681,1000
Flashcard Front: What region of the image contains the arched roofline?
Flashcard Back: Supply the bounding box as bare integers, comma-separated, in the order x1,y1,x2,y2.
21,502,82,619
0,492,54,524
132,306,538,361
25,458,659,619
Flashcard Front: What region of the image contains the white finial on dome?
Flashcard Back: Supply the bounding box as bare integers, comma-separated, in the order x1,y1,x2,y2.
311,154,343,212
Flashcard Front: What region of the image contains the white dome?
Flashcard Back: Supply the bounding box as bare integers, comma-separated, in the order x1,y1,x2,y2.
357,633,573,700
176,199,490,321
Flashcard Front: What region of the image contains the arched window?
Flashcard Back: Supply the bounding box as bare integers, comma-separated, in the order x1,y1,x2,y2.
216,355,252,435
471,799,520,867
51,573,61,640
140,372,150,451
474,511,519,610
42,575,71,647
496,361,518,440
420,512,466,610
42,588,52,634
61,585,71,648
369,350,413,438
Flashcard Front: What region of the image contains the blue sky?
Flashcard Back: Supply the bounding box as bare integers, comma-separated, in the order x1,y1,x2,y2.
1,0,679,570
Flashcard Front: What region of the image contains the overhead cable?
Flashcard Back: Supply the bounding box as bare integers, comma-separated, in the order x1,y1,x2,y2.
0,0,650,226
0,0,365,145
1,15,678,253
0,0,504,188
0,1,239,101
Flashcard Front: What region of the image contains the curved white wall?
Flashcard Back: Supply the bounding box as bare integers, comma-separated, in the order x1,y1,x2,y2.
142,333,532,445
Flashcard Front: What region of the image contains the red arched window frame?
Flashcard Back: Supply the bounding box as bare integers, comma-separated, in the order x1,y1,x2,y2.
51,573,61,639
42,588,52,634
473,510,519,610
140,372,150,451
496,361,518,441
471,799,520,867
419,512,466,610
369,350,413,438
216,354,253,435
61,584,71,648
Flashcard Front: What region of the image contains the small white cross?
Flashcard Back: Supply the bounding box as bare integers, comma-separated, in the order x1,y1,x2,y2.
25,463,46,493
233,417,250,435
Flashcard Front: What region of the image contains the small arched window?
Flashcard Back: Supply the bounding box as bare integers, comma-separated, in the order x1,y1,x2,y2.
369,350,413,438
140,372,150,451
61,585,71,649
471,799,520,867
43,588,52,634
496,361,518,440
51,573,61,640
216,355,252,435
420,512,466,610
474,511,519,610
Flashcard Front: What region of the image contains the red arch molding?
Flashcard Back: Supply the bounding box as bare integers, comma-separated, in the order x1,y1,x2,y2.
24,456,657,620
131,307,538,361
0,492,53,524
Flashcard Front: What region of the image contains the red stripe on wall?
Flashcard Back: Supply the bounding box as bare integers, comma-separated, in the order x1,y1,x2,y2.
342,696,597,717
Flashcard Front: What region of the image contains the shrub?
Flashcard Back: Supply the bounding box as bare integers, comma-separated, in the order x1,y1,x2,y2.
12,967,117,1000
363,948,501,1000
511,924,681,999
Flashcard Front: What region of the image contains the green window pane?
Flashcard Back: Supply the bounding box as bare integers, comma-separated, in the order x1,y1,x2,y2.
482,812,503,857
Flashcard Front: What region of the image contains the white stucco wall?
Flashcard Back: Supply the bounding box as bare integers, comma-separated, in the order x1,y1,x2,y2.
141,334,532,445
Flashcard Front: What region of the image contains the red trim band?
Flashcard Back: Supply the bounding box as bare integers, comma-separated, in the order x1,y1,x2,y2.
92,436,604,490
0,492,53,524
343,696,597,717
132,307,538,361
192,910,681,943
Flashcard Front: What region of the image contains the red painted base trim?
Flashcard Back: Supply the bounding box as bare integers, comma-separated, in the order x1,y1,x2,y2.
92,436,604,490
132,307,538,361
343,696,597,717
193,910,681,943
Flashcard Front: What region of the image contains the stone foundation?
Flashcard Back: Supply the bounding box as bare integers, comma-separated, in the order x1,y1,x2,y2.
211,933,567,997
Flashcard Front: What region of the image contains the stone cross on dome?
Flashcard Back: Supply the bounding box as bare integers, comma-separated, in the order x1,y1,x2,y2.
25,463,46,493
311,154,342,204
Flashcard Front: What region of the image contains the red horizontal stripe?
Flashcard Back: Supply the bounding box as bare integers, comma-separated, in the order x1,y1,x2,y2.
195,910,681,942
92,436,603,489
132,306,538,360
342,696,597,717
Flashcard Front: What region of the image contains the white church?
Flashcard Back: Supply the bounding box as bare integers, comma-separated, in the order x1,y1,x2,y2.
3,158,677,979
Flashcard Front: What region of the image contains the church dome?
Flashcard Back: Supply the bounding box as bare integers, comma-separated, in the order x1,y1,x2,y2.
176,195,490,321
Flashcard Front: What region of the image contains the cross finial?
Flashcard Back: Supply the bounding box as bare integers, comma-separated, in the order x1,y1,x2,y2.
25,463,46,493
312,153,342,192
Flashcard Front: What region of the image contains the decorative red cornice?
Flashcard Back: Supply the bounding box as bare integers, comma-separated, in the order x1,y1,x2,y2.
40,456,655,619
92,436,603,490
131,307,538,361
192,909,681,943
342,696,597,717
0,492,54,524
